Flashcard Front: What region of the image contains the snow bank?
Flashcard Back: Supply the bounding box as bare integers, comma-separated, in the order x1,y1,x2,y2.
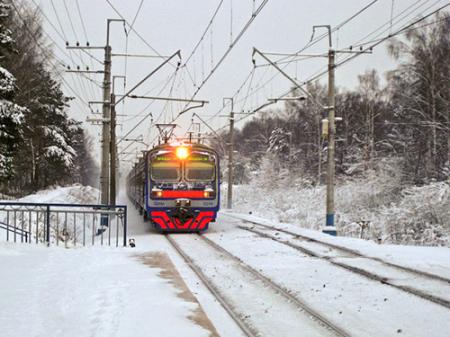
0,185,101,244
15,184,99,204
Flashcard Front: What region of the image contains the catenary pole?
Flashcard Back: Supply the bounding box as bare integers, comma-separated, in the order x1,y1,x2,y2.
100,41,112,205
101,19,124,205
224,98,234,209
324,47,337,235
110,93,117,206
315,24,337,236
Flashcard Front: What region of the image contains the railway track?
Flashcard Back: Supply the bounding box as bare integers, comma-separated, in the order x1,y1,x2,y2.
226,215,450,310
165,233,352,337
165,234,256,337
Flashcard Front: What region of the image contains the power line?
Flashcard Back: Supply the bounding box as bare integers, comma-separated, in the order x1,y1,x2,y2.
75,0,89,42
204,0,381,129
121,0,145,99
75,0,99,95
118,70,180,144
36,0,91,104
335,2,450,71
48,0,89,101
62,0,96,99
29,0,102,99
349,15,450,49
10,1,91,113
182,0,224,67
279,0,445,97
212,2,450,135
105,0,171,63
175,0,270,120
130,0,145,31
276,0,380,64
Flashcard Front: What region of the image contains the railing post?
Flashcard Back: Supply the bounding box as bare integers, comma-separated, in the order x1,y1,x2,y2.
46,205,50,246
123,206,127,247
6,211,9,242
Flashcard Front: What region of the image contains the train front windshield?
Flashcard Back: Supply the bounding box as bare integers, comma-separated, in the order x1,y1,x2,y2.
150,150,217,190
150,154,180,182
185,154,215,182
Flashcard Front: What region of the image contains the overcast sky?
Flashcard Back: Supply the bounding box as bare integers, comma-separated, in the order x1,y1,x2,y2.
28,0,448,168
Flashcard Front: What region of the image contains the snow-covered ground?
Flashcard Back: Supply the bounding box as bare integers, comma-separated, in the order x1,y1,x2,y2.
13,184,99,204
1,185,450,337
0,243,217,337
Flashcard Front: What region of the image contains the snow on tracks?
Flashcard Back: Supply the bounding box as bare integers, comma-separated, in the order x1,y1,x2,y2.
210,213,450,337
236,218,450,310
166,233,350,337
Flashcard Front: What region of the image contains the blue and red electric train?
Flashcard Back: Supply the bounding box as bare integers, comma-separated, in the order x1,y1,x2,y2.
126,142,220,232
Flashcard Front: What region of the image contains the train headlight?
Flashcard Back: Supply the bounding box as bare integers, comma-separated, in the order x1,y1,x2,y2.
151,190,163,198
176,146,189,160
203,190,215,198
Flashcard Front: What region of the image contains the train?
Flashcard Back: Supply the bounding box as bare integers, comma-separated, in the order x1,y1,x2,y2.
126,141,220,232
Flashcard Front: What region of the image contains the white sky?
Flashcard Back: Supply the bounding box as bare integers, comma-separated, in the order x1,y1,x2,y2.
27,0,448,168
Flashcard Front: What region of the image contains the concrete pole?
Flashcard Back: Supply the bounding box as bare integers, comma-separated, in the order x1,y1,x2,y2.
324,49,337,236
110,93,117,206
100,44,112,205
227,98,235,209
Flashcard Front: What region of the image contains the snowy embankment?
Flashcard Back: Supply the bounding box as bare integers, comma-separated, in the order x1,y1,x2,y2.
0,185,100,242
226,173,450,246
14,184,99,204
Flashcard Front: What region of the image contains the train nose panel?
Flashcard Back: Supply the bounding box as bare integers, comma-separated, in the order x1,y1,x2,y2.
151,210,215,231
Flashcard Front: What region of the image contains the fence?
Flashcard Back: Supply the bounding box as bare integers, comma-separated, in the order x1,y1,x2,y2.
0,202,127,247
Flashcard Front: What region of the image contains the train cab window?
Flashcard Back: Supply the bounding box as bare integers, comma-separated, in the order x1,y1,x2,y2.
150,155,180,181
185,154,215,182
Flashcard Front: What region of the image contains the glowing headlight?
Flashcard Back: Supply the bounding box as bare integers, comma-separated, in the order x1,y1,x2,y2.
176,147,189,160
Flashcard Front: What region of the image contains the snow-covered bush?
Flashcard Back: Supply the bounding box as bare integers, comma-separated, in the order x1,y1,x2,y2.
379,182,449,246
229,158,450,246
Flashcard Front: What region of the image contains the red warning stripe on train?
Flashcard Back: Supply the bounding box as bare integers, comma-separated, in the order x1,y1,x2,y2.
157,190,207,199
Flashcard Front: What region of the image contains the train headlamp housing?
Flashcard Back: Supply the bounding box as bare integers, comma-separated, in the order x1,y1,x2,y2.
151,189,163,198
203,188,216,199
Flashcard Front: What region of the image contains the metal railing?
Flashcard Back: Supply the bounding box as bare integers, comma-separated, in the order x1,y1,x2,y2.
0,202,127,247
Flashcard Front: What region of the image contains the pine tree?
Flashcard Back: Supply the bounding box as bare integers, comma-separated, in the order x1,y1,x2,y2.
0,2,99,194
0,0,24,185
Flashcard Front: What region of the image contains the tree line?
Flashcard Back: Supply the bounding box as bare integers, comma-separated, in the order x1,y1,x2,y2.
212,14,449,186
0,0,98,196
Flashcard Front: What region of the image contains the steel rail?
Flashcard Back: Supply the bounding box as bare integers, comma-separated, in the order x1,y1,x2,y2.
228,215,450,284
236,223,450,310
198,234,353,337
165,234,258,337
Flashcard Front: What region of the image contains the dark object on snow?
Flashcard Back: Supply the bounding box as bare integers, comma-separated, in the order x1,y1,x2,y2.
96,227,107,236
249,211,252,215
129,238,136,248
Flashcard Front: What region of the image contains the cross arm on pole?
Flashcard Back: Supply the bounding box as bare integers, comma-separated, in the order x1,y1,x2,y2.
252,47,324,109
125,95,208,104
114,50,181,106
192,113,227,153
